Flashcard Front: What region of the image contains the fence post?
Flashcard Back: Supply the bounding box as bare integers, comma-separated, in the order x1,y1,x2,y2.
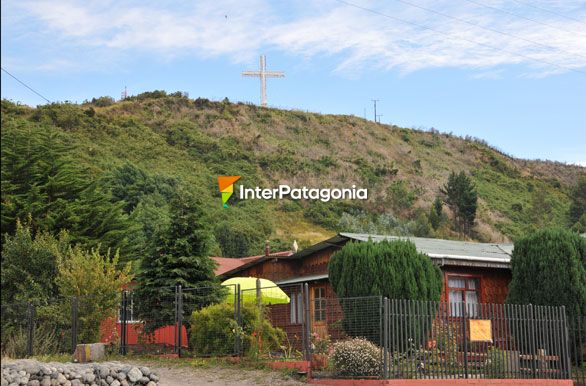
120,291,127,355
383,297,389,379
561,306,572,380
27,302,35,357
303,283,311,361
462,304,469,379
177,284,183,358
256,278,262,307
234,284,241,356
71,297,78,353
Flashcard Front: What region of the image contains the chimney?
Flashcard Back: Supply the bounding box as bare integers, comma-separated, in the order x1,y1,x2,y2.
265,240,270,256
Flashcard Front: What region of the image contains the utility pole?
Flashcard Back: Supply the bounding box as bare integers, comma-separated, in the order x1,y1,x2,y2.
371,99,379,123
376,114,383,123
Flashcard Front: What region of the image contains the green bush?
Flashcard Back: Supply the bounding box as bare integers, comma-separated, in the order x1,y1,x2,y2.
189,303,285,357
331,338,382,377
485,347,507,378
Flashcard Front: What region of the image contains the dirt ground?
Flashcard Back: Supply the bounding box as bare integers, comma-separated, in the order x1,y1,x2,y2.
134,360,309,386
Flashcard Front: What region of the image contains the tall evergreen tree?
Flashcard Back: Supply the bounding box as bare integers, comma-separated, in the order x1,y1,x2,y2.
507,228,586,358
134,189,223,331
441,171,478,235
1,122,138,263
507,228,586,317
329,239,442,344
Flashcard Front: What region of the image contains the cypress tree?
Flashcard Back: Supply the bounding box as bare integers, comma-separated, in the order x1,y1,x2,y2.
507,228,586,317
1,122,138,262
328,239,442,344
507,228,586,357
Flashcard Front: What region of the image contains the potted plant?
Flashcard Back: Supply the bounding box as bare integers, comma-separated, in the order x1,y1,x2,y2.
310,332,331,370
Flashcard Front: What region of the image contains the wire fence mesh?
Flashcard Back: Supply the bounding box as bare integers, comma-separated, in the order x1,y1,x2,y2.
1,283,582,383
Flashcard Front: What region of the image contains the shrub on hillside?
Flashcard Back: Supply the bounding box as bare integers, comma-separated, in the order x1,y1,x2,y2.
331,338,382,377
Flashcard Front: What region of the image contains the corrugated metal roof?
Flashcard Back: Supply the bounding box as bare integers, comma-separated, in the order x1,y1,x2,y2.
290,233,513,267
276,274,329,285
340,233,513,263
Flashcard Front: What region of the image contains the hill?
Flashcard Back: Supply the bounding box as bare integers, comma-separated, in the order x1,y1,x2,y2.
1,92,584,260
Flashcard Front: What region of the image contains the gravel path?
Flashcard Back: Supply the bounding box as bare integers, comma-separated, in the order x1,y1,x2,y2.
129,361,308,386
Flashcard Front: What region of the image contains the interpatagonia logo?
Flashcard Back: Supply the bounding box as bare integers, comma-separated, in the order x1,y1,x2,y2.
218,175,368,207
218,176,241,208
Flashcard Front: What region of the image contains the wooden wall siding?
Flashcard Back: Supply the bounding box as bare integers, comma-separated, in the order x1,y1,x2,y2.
237,259,301,281
299,247,340,276
441,266,511,304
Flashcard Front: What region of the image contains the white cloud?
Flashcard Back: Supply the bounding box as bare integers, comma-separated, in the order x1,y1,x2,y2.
4,0,586,75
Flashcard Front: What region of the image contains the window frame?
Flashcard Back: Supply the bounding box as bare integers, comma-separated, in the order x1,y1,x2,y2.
445,273,482,317
313,287,326,323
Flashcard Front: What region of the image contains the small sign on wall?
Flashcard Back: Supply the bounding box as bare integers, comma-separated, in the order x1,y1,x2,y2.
469,319,492,342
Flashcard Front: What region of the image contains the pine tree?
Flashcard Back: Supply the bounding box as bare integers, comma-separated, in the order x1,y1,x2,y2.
441,171,478,235
134,189,223,331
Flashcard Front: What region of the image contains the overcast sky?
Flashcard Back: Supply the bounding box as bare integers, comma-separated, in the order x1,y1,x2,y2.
1,0,585,165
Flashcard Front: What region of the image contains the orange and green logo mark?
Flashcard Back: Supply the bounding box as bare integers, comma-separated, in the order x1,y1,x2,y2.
218,176,241,208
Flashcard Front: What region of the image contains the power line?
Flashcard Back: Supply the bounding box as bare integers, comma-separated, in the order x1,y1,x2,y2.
509,0,586,26
333,0,586,76
461,0,586,38
1,67,51,103
385,0,586,61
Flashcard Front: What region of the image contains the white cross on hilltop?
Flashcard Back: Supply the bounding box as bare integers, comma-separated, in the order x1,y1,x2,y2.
242,55,284,107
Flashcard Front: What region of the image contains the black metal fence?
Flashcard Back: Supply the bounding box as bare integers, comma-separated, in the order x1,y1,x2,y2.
569,315,586,385
381,299,572,380
0,295,115,358
2,283,585,384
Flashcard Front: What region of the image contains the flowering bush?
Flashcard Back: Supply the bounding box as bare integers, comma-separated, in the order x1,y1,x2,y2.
331,337,382,377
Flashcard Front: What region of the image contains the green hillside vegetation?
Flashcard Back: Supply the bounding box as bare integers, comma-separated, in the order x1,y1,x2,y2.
1,92,584,264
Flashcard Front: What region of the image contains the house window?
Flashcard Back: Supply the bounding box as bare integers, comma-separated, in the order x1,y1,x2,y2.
447,276,480,317
313,287,326,322
290,293,304,324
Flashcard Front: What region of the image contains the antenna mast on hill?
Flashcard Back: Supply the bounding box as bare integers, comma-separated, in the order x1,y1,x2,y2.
121,86,128,100
242,55,284,107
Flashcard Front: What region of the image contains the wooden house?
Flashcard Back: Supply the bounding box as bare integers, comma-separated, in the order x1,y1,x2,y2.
215,233,513,338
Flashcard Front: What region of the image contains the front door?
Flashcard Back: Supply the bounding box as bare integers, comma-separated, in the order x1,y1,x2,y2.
310,286,328,338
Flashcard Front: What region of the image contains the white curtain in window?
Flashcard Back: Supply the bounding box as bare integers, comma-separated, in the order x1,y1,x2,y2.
466,291,479,317
449,290,463,316
448,277,466,288
290,294,297,324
